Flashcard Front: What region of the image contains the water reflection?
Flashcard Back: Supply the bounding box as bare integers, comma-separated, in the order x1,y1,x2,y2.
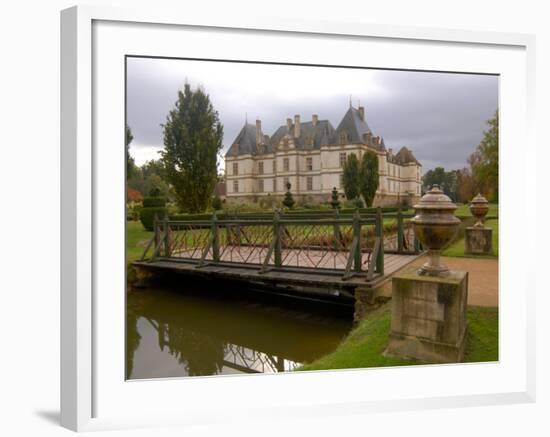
127,283,353,379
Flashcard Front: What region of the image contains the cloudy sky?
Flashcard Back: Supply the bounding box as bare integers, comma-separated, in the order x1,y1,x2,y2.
126,57,498,172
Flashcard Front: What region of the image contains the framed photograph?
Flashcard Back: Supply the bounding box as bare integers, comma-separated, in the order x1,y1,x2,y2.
61,5,536,432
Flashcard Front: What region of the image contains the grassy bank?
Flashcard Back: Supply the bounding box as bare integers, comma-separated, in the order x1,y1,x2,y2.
297,303,498,371
442,219,499,258
126,221,154,284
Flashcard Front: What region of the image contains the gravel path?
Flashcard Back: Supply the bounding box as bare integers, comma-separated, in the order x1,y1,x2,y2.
402,255,499,307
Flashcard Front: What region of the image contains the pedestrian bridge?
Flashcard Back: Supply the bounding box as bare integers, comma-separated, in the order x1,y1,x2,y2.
133,208,423,312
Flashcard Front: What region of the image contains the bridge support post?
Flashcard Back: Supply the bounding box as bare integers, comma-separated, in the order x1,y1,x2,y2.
163,215,172,257
353,210,362,273
397,206,404,253
375,207,384,274
211,212,220,262
333,209,341,251
273,210,282,268
153,213,160,260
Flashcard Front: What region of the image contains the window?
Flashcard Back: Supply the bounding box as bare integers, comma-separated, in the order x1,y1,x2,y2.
339,152,346,168
283,158,289,172
232,162,238,175
306,157,313,171
339,174,344,188
339,131,347,145
258,179,264,192
273,179,276,192
306,176,313,191
233,180,239,193
258,161,264,175
284,177,290,190
273,160,277,173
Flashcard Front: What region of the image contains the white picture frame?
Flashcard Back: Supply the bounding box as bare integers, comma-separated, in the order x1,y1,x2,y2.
61,5,536,432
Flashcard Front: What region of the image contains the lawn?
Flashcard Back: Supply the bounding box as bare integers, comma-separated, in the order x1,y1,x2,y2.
127,220,154,263
297,303,498,371
442,218,498,258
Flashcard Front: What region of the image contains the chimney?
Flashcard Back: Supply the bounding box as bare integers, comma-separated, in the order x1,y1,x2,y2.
388,148,393,156
255,119,262,146
358,106,365,121
286,117,293,130
294,114,301,138
312,114,318,126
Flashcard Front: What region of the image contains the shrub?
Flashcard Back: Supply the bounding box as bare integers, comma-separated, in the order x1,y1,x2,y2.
140,196,167,231
212,195,223,211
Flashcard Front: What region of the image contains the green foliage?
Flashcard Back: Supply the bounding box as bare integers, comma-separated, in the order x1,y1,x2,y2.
282,182,295,209
469,111,498,201
127,159,173,201
140,195,167,231
212,195,223,211
422,167,458,200
161,83,223,213
342,153,360,201
353,197,364,208
330,187,340,209
359,150,379,207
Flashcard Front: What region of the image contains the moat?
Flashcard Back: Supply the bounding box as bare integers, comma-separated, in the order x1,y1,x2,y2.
126,282,354,379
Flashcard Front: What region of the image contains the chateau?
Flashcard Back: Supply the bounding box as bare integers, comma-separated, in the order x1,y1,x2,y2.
224,105,422,207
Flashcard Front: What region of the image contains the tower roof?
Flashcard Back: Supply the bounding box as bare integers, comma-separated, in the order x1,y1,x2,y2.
225,122,271,157
394,146,420,165
334,106,372,145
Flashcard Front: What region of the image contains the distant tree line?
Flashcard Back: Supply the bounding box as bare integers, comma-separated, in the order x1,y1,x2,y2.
423,111,498,203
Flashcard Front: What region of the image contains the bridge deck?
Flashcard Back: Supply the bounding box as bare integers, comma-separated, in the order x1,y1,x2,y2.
133,251,421,295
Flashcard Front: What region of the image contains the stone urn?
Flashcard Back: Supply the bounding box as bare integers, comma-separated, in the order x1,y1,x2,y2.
469,193,489,228
411,185,461,276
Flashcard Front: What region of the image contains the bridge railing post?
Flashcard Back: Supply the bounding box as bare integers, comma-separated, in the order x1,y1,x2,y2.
333,209,341,251
211,212,220,262
153,213,160,260
353,209,362,273
163,214,172,257
375,207,384,274
397,205,404,253
273,210,282,268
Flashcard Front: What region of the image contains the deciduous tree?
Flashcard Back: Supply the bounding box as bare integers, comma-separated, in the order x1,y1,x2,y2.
469,111,498,201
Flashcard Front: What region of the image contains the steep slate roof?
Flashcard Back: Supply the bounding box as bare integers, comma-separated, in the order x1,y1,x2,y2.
393,146,420,165
225,123,271,157
225,107,412,159
270,119,336,150
334,107,372,145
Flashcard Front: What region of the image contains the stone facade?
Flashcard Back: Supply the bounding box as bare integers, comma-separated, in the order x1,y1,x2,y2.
224,105,422,207
384,270,468,363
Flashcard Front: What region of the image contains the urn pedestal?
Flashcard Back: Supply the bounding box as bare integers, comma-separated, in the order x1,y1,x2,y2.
465,227,493,255
384,270,468,363
465,193,493,255
385,186,468,363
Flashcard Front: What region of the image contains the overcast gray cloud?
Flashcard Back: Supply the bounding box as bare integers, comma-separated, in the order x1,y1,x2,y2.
126,57,498,172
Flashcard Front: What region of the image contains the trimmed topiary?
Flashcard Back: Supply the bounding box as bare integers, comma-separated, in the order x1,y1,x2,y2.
140,195,167,231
